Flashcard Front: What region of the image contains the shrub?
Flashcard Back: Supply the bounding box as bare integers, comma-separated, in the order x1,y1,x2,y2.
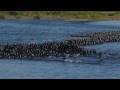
0,15,5,19
34,15,40,19
108,13,114,16
7,11,18,15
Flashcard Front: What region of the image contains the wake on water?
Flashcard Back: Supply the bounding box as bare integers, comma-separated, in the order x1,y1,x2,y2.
40,50,120,64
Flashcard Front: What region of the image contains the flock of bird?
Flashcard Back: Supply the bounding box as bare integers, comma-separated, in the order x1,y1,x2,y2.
0,30,120,60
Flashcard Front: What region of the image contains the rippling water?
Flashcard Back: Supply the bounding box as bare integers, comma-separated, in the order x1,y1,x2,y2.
0,19,120,79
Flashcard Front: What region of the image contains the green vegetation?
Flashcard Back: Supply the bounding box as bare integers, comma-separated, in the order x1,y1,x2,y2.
0,11,120,20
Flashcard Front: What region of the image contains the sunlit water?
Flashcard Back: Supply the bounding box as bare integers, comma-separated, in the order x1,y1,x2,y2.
0,19,120,79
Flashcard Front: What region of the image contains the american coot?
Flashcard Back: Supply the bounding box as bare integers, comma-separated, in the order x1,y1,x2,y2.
0,30,120,60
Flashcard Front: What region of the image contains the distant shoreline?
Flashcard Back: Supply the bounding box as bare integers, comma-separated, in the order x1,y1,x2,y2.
0,18,120,21
1,11,120,21
0,17,120,21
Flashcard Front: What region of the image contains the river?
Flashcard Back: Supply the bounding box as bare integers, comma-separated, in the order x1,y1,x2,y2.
0,19,120,79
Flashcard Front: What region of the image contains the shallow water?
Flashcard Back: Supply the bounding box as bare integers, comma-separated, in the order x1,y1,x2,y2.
0,19,120,79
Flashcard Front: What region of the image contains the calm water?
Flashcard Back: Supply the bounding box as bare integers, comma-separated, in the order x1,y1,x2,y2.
0,19,120,79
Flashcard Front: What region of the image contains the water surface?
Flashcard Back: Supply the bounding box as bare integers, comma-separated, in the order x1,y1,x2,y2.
0,20,120,79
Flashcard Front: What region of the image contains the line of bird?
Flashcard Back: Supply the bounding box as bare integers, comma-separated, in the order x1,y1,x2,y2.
0,30,120,60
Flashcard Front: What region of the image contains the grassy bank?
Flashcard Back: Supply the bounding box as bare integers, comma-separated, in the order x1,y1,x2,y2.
0,11,120,20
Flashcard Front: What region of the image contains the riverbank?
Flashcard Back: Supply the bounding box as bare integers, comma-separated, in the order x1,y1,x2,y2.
1,11,120,20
